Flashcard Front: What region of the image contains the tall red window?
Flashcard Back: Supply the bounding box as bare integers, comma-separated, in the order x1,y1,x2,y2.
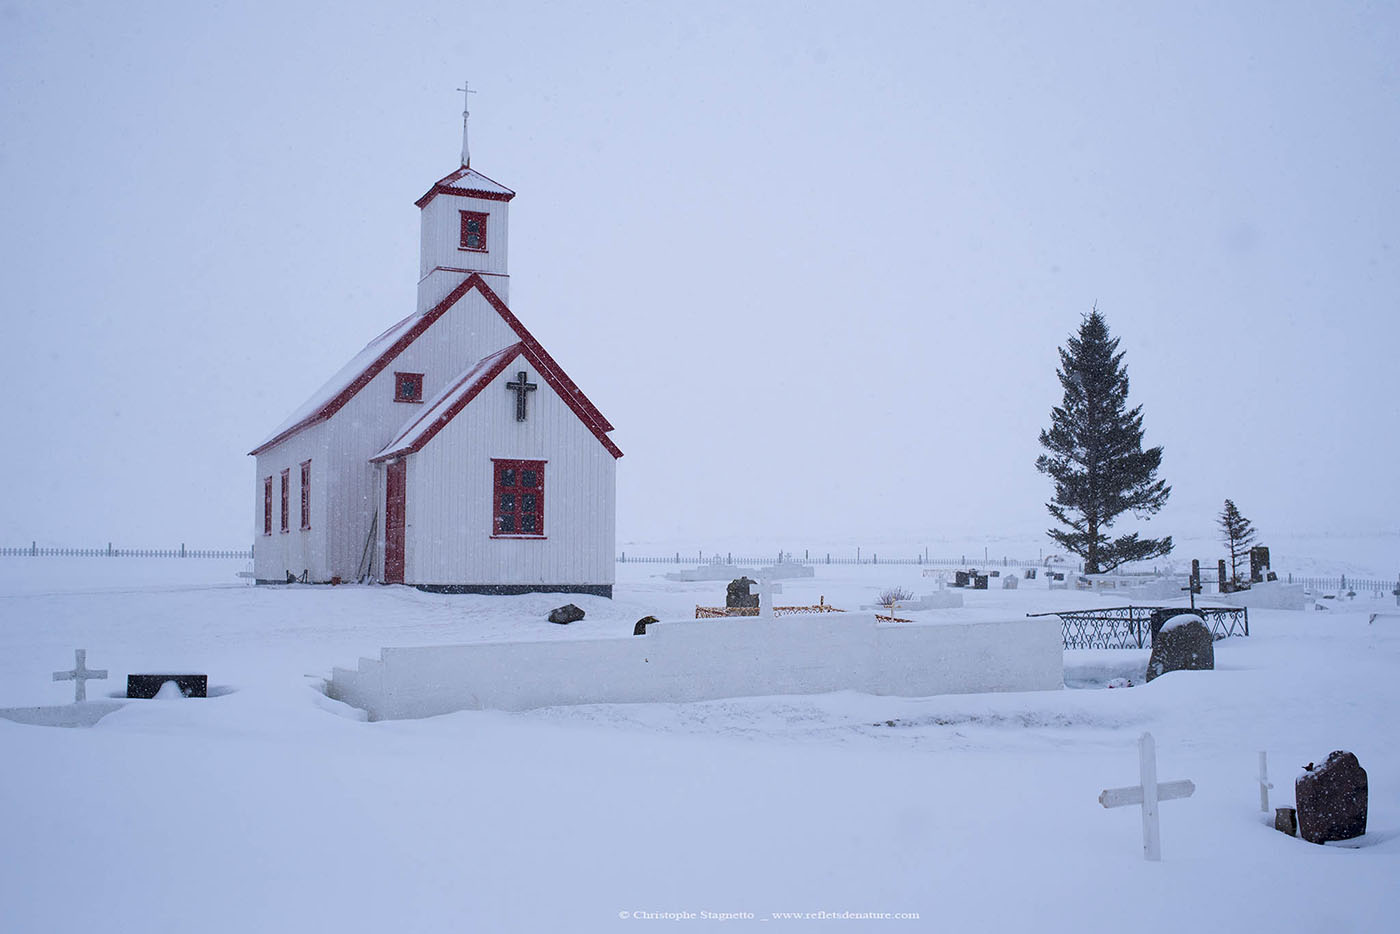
263,477,273,535
493,459,544,537
394,372,423,403
459,211,488,251
280,469,290,533
300,460,311,530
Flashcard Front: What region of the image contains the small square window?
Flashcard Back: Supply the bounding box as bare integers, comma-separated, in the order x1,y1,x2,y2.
394,372,423,403
460,211,488,252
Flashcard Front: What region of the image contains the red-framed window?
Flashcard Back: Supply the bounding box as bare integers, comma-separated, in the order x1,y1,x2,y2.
280,469,290,533
459,211,488,252
394,372,424,403
263,477,273,535
300,460,312,530
492,459,544,537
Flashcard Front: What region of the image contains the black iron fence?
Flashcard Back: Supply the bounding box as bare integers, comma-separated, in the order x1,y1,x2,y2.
1028,605,1250,650
1,543,252,559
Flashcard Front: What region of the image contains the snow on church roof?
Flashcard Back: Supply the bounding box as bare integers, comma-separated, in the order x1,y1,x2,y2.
414,165,516,208
249,275,619,458
372,342,624,461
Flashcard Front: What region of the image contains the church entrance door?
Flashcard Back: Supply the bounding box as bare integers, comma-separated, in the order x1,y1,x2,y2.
385,460,406,583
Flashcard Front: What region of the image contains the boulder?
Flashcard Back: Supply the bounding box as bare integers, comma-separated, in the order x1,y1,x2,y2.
633,615,658,636
548,603,585,625
1296,751,1368,844
1145,613,1214,682
726,577,759,609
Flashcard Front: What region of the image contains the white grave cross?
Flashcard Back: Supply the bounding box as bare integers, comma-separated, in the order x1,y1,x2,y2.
749,578,782,619
1098,732,1195,861
53,649,108,703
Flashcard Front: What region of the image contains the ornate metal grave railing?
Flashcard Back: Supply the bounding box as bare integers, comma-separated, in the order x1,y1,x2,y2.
1027,606,1249,650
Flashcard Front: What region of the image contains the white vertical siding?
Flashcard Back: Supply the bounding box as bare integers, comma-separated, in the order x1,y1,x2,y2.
319,288,523,581
403,366,616,588
252,422,329,581
418,195,509,280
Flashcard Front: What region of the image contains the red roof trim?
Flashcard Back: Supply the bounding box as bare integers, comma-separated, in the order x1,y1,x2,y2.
372,341,623,461
414,166,517,208
250,274,619,458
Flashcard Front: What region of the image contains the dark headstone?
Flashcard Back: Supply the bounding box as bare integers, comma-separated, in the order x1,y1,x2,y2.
726,577,759,608
1218,559,1230,593
972,575,989,590
1296,751,1368,844
1250,545,1271,583
989,570,1000,578
128,674,207,698
1145,613,1214,682
953,571,971,588
1024,568,1037,580
1274,807,1298,837
548,603,585,625
1266,571,1278,582
633,615,658,636
1052,572,1065,582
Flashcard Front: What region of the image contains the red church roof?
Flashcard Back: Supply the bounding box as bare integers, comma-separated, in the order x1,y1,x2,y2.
249,275,618,457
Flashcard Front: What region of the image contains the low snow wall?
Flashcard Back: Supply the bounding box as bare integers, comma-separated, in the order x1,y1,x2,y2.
329,613,1063,720
1217,581,1311,611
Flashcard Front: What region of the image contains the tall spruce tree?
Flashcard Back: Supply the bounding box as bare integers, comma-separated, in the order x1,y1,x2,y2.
1036,308,1172,573
1217,499,1256,585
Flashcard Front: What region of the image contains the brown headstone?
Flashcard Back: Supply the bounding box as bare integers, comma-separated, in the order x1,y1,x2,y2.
1145,613,1215,682
726,577,759,608
1296,751,1368,844
1274,807,1298,837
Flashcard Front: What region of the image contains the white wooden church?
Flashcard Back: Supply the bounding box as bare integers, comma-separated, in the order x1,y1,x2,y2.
249,103,621,596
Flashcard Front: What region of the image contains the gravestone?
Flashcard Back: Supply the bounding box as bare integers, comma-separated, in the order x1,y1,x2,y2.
547,603,585,625
1002,574,1018,590
1218,559,1230,593
633,615,658,636
953,571,970,588
1250,545,1271,583
972,575,989,590
1145,613,1214,682
1274,807,1298,837
1024,568,1037,580
127,674,208,698
989,570,1000,578
1295,751,1368,844
726,577,759,608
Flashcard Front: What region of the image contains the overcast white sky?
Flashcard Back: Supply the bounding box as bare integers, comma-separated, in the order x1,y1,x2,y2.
2,1,1397,553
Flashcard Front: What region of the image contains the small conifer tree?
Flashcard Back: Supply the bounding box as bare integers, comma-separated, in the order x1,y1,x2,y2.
1035,308,1172,573
1217,499,1257,586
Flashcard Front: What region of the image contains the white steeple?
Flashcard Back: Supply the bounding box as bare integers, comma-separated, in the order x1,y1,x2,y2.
413,87,515,313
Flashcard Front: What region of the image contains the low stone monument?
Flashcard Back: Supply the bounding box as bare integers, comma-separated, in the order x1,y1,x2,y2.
1002,574,1018,590
1145,613,1214,682
633,615,658,636
547,604,585,625
1296,751,1368,844
127,674,208,698
726,577,759,608
972,575,989,590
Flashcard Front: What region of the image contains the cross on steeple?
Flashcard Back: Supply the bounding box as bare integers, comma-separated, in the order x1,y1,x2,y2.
506,370,537,421
456,80,477,167
53,649,108,703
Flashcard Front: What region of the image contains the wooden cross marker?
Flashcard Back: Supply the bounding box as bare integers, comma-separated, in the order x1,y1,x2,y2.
1098,732,1195,861
52,649,108,703
1258,751,1274,812
506,370,537,422
749,578,782,619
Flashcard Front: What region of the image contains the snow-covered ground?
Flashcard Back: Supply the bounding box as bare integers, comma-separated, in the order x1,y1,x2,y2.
1,554,1397,931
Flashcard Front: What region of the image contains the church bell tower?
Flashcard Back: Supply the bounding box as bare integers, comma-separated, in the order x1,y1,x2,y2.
414,82,515,313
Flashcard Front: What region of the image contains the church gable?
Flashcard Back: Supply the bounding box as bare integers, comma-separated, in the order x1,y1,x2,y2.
248,274,596,457
373,341,623,463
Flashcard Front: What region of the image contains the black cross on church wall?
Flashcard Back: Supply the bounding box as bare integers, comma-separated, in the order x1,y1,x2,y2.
506,370,537,421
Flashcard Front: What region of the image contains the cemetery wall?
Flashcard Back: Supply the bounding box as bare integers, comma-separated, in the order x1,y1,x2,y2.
329,613,1064,720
